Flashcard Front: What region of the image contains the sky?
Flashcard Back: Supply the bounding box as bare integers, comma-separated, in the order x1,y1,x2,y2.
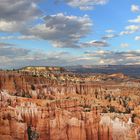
0,0,140,69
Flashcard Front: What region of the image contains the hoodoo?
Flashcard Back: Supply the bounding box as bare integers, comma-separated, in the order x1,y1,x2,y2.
0,68,140,140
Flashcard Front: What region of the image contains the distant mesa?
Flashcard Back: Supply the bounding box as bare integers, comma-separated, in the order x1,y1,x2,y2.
19,66,66,73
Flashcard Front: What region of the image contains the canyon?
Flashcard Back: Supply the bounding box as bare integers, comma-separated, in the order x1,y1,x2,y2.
0,67,140,140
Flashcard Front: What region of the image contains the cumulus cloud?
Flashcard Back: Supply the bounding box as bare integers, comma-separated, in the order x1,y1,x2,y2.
0,1,108,49
0,21,22,32
0,0,42,32
0,42,30,57
82,40,109,47
0,0,42,21
0,42,83,68
1,44,140,68
85,50,140,65
125,25,140,32
0,43,31,69
0,47,30,58
24,13,93,48
0,44,70,68
120,31,132,35
135,36,140,40
1,0,140,67
129,16,140,23
0,42,106,68
120,25,140,35
102,34,118,40
131,4,140,13
57,0,108,10
0,46,95,69
120,43,129,48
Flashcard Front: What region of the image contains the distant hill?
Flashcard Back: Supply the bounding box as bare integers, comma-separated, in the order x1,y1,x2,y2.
8,65,140,78
65,65,140,78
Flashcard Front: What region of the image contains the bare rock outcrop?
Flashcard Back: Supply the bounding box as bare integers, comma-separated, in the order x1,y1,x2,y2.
0,70,140,140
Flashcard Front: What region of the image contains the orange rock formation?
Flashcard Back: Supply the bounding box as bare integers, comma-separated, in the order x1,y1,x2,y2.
0,70,140,140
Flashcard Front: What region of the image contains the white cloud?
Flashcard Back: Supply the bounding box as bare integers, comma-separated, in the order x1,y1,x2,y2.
105,29,114,33
99,60,105,64
24,13,93,48
120,25,140,35
0,35,38,40
131,5,140,13
135,36,140,40
0,42,29,57
0,0,42,21
81,40,109,47
1,43,140,68
57,0,108,10
0,0,42,32
0,20,25,32
0,45,96,69
120,30,133,35
125,25,140,31
120,43,129,48
129,16,140,23
0,43,72,68
102,34,118,40
85,50,140,65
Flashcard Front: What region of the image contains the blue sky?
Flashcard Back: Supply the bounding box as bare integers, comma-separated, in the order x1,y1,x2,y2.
0,0,140,68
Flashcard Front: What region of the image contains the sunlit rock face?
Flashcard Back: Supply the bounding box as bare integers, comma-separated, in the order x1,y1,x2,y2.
0,69,140,140
100,114,136,140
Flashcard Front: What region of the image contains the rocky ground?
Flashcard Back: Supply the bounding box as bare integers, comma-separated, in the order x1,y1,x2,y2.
0,67,140,140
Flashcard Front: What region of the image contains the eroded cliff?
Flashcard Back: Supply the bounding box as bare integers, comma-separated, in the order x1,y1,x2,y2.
0,70,140,140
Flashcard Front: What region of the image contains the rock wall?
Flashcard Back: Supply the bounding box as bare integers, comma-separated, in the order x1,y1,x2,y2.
0,71,140,140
